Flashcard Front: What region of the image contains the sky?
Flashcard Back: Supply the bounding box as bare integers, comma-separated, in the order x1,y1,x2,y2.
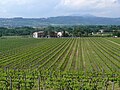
0,0,120,18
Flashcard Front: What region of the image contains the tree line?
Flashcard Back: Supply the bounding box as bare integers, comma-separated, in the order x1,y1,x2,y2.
0,25,120,37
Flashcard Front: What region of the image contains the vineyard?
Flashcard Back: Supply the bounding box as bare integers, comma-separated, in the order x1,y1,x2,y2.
0,37,120,90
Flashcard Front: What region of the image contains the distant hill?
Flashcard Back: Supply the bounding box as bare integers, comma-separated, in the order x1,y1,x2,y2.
0,16,120,27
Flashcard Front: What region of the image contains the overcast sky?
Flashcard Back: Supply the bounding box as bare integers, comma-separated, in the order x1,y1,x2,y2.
0,0,120,18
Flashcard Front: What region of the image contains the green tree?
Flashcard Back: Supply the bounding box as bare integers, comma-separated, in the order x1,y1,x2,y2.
113,30,120,37
0,33,2,37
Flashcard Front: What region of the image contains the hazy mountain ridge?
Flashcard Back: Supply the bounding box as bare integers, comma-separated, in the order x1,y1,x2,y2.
0,16,120,27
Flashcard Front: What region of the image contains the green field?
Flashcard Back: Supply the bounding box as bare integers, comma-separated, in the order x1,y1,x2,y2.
0,37,120,89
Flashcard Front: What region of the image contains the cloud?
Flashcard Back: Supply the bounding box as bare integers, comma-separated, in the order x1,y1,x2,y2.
56,0,120,17
57,0,120,9
0,0,35,17
0,0,60,17
0,0,32,6
0,0,120,17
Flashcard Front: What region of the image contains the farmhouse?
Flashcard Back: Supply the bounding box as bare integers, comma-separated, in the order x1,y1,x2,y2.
49,31,58,37
33,31,58,38
57,31,70,37
57,32,62,37
113,36,118,38
33,31,70,38
99,29,104,33
33,31,44,38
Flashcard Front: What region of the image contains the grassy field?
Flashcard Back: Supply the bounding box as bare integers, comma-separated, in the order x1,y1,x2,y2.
0,37,120,89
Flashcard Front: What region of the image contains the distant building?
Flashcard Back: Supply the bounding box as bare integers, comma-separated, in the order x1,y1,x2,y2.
57,31,69,37
99,29,104,33
49,31,57,37
91,32,94,35
33,31,44,38
33,31,70,38
57,32,63,37
33,32,38,38
113,36,118,38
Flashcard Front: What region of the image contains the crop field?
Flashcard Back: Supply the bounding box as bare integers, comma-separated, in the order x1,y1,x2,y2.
0,37,120,90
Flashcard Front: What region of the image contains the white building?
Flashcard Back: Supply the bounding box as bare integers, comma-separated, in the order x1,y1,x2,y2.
33,32,38,38
99,29,104,33
33,31,44,38
57,32,63,37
